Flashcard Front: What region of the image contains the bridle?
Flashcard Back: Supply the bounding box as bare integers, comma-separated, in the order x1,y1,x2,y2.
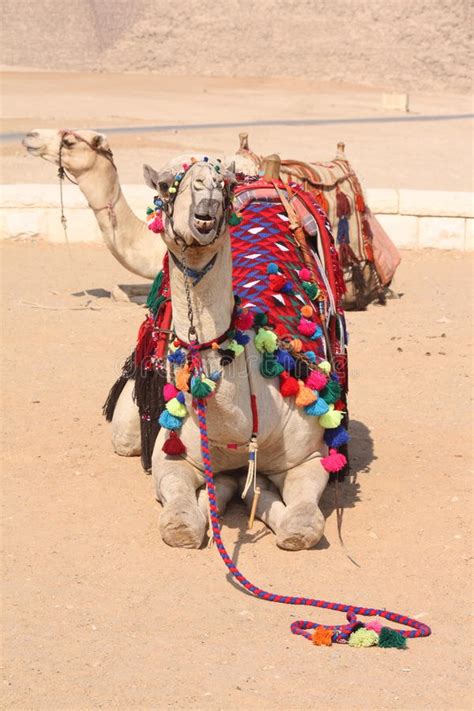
57,130,121,222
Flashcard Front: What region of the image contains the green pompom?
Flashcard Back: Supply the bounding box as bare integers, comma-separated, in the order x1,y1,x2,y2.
228,212,242,226
146,206,154,215
301,281,319,300
166,397,187,418
378,627,407,649
348,628,379,647
320,380,342,404
254,312,268,327
260,353,284,379
146,270,164,314
254,328,278,354
190,377,213,398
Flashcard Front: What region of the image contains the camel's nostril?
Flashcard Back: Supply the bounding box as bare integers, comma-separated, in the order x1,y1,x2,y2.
26,131,39,138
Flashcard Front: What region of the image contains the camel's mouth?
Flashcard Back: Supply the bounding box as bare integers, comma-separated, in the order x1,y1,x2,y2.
193,215,216,235
22,134,44,156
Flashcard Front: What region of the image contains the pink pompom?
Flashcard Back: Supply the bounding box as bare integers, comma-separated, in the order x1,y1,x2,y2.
366,620,383,633
298,267,312,280
298,317,317,337
163,383,179,402
235,309,254,330
148,215,164,233
306,370,328,390
321,448,347,473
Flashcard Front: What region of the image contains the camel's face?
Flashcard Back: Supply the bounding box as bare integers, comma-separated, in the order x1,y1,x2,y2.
144,160,235,252
22,129,110,176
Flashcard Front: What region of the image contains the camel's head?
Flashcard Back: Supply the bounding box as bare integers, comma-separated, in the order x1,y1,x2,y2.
143,157,236,255
22,129,113,176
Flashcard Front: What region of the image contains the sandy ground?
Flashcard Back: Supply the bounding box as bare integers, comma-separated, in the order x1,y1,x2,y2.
1,242,472,710
1,72,473,191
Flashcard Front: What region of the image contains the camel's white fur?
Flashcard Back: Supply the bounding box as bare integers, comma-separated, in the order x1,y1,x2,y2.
23,129,330,550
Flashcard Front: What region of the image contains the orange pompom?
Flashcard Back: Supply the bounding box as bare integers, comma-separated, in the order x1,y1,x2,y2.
290,338,303,353
312,627,333,646
295,381,317,407
211,341,219,350
175,364,190,391
300,305,313,318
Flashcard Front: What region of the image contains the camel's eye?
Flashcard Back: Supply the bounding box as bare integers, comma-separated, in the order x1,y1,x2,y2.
62,139,75,148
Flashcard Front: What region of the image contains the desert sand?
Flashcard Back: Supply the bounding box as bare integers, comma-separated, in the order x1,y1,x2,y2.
1,241,472,710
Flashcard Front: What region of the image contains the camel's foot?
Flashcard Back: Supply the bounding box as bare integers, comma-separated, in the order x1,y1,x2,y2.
111,434,141,457
276,502,325,551
159,497,206,549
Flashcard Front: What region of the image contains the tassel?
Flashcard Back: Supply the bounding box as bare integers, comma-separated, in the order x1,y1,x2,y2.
228,212,242,225
148,214,164,233
279,372,299,397
235,309,254,330
162,431,186,455
269,274,287,292
260,353,284,378
145,270,164,313
298,317,317,337
163,383,179,402
218,348,236,366
134,366,166,472
166,397,187,418
314,190,329,215
301,281,319,300
348,629,379,647
336,189,351,217
305,370,328,391
289,338,303,353
234,330,250,345
242,436,258,499
366,620,383,633
337,216,350,245
275,349,295,371
324,425,350,448
254,312,268,327
320,380,342,404
158,410,183,430
228,340,245,356
175,364,191,391
295,381,317,407
321,448,347,473
317,360,331,375
254,328,278,354
300,305,313,318
319,405,345,429
292,358,311,380
190,376,213,398
304,397,329,416
298,267,312,281
378,628,407,649
102,353,135,422
267,263,279,274
356,193,366,213
312,627,333,646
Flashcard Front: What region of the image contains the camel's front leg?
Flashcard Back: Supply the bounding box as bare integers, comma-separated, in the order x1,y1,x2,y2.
110,379,141,457
269,459,329,551
153,448,206,549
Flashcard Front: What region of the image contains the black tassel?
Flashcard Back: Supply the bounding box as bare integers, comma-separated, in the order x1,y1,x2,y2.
102,353,136,422
133,365,166,472
292,358,311,380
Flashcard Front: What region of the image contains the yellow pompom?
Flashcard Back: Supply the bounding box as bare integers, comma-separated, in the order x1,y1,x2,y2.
290,338,303,353
175,364,190,392
317,360,331,375
254,328,278,353
166,398,187,418
228,339,244,356
295,380,317,407
301,305,313,318
319,404,344,428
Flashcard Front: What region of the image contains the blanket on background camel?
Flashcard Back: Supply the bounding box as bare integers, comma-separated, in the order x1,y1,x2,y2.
104,179,349,477
235,137,401,309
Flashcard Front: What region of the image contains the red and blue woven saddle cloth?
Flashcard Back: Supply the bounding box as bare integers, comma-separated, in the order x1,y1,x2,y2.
230,180,346,367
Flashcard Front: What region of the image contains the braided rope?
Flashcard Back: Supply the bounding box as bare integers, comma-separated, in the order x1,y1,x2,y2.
195,398,431,645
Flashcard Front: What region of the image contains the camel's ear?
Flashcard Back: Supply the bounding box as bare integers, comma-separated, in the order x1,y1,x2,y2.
92,133,107,149
143,164,175,196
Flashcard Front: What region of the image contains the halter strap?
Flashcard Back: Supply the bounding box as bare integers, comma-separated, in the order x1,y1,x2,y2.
169,250,218,286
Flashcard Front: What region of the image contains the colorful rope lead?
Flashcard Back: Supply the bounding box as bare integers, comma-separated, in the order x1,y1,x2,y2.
195,397,431,647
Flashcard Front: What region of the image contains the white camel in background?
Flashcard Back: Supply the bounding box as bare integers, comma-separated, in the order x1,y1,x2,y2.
23,129,332,551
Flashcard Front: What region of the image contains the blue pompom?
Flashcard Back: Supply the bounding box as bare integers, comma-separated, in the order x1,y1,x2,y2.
203,156,209,162
267,263,279,275
305,350,316,363
311,326,323,340
304,397,329,416
324,425,350,448
168,349,186,365
281,281,293,293
159,410,183,430
176,391,186,404
275,348,295,371
209,371,222,382
235,330,250,345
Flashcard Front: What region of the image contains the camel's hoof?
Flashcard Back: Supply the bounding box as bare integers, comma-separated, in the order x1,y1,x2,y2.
276,502,325,551
159,499,206,549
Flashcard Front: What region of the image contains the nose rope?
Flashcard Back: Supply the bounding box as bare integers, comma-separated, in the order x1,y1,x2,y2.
195,395,431,647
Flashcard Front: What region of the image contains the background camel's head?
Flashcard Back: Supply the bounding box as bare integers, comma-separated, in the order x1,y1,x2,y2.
143,157,236,253
22,129,113,177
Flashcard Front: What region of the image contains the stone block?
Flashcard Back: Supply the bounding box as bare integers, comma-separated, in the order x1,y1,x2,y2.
374,214,419,249
365,188,399,214
418,217,465,250
382,93,409,111
0,183,87,209
399,190,474,218
0,208,46,239
45,208,101,243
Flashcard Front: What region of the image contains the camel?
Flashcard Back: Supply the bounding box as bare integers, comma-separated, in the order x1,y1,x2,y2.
23,129,336,550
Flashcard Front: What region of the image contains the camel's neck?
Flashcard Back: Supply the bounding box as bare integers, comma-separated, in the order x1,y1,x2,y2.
168,236,234,343
76,161,164,280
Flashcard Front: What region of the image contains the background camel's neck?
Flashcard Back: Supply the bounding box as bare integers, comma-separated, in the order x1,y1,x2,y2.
76,160,164,280
169,236,234,343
